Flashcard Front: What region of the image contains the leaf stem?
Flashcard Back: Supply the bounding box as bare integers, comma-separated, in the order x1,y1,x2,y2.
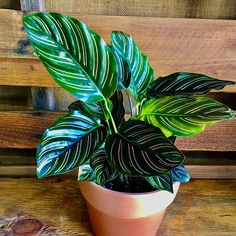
105,99,118,133
100,99,118,133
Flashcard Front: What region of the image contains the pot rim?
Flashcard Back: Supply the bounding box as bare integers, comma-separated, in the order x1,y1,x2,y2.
81,181,179,197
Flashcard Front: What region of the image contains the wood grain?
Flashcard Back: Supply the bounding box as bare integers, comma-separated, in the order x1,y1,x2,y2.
0,111,235,150
175,118,236,151
0,9,235,92
1,165,236,179
0,178,235,235
20,0,45,12
45,0,236,19
0,111,65,149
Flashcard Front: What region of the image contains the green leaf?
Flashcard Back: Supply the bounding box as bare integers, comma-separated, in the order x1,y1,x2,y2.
78,163,95,181
68,90,124,127
105,120,185,177
147,72,235,97
90,147,119,186
145,172,173,193
171,164,190,183
36,111,107,178
110,90,125,127
68,100,105,120
23,12,118,103
138,96,235,137
110,46,131,89
111,31,154,103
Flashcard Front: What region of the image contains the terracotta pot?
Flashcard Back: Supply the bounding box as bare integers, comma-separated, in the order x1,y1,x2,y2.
79,181,180,236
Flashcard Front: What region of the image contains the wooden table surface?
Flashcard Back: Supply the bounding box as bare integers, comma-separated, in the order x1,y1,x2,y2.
0,178,235,236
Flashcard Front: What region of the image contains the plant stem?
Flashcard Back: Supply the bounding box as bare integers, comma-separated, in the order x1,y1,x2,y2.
105,99,118,133
100,99,118,133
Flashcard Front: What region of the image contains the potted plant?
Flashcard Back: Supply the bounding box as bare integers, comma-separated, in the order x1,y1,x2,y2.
23,13,235,236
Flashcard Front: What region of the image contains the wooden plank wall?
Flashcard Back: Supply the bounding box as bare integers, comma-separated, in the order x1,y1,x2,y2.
0,0,235,178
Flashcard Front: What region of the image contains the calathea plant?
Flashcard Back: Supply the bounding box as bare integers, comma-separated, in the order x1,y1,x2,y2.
23,13,235,193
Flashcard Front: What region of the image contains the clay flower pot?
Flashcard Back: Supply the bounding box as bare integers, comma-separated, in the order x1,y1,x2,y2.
79,181,180,236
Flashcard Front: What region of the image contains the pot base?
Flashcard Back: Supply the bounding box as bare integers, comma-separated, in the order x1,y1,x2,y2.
87,202,166,236
79,181,180,236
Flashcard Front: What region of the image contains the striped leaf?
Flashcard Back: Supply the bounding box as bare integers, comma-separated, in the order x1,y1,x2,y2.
68,100,105,120
90,147,119,186
110,46,131,89
68,90,124,127
147,72,235,97
23,13,118,103
105,120,185,177
145,173,173,193
78,163,95,181
36,111,107,178
138,96,235,137
171,164,190,183
110,90,125,127
111,31,154,103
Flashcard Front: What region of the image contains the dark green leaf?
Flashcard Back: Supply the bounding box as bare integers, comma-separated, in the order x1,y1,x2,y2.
23,12,118,103
90,147,119,186
68,100,104,120
105,120,185,177
147,72,235,97
110,46,131,89
78,163,95,181
36,111,107,178
171,164,190,183
138,96,235,137
111,31,154,103
145,172,173,193
110,90,125,127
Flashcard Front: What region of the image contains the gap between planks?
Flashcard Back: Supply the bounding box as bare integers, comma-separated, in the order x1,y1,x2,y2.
0,165,236,179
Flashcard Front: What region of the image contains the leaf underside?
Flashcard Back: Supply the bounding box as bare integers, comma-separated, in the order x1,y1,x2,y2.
171,164,190,183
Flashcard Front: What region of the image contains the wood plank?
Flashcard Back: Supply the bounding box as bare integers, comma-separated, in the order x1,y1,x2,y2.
175,119,236,151
1,165,236,179
0,9,235,92
20,0,45,12
0,85,32,110
0,178,235,235
0,111,235,150
0,0,21,9
0,111,65,149
0,178,93,235
45,0,236,19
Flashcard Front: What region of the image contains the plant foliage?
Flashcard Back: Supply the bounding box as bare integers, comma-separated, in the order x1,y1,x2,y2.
23,12,235,192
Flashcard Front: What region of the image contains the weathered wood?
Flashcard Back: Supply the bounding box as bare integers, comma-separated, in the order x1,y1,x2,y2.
1,165,236,179
0,111,65,149
0,111,235,151
0,85,32,110
45,0,236,19
0,0,21,9
20,0,45,12
0,178,235,235
175,118,236,151
0,178,93,235
0,10,235,92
